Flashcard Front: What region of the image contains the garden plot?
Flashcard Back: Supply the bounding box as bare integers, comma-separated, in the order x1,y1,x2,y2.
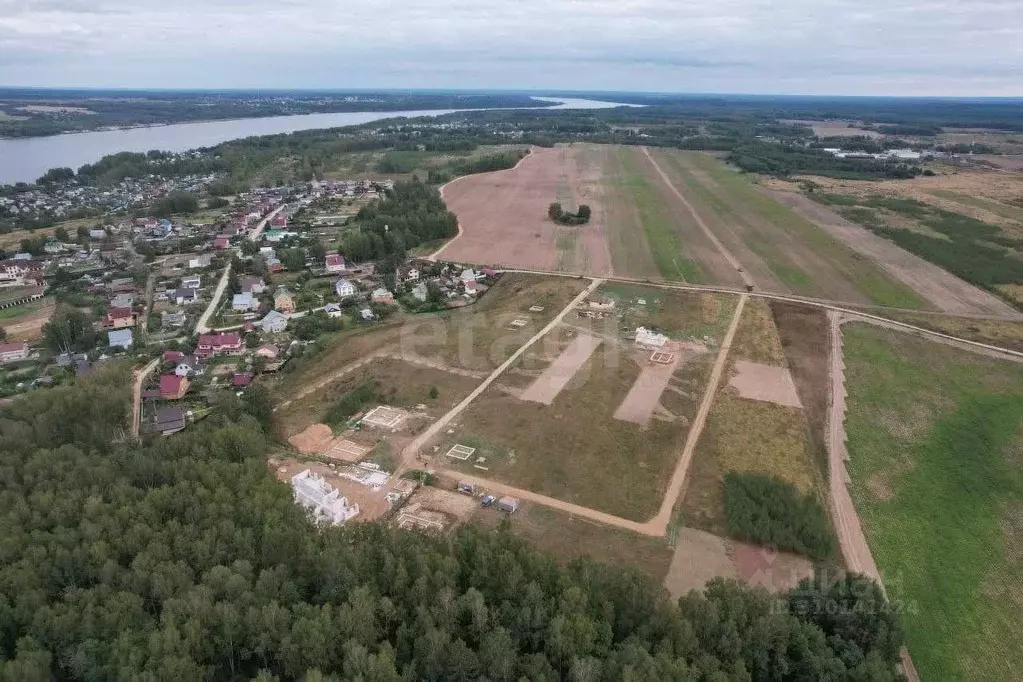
727,360,803,408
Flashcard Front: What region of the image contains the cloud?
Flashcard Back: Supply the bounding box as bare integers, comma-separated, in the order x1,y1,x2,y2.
0,0,1020,94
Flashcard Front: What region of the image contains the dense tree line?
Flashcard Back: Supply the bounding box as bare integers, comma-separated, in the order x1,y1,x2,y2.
728,142,923,180
724,472,837,561
153,191,200,216
0,370,907,679
339,179,457,263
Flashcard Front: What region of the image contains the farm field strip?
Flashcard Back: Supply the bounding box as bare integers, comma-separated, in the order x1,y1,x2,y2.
650,149,926,308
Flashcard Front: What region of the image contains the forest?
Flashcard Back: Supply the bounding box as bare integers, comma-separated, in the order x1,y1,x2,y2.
0,366,908,680
339,179,458,266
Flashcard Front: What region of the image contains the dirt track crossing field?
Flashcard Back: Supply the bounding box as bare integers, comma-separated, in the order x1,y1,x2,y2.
520,332,602,404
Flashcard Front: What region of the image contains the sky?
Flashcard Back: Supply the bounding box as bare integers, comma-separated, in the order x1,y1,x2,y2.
2,0,1022,96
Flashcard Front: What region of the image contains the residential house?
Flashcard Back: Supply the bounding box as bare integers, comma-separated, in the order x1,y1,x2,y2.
265,257,283,273
181,275,201,289
104,307,136,329
162,310,186,328
163,350,185,363
274,288,295,313
111,292,135,309
195,332,244,359
154,407,186,435
359,308,375,321
459,268,479,283
398,267,420,284
214,236,230,250
232,292,258,311
255,343,279,360
174,288,200,305
260,310,289,333
107,329,133,349
159,375,189,400
412,283,428,302
264,230,286,243
174,355,205,377
239,276,266,294
334,278,357,298
291,469,360,525
0,342,29,364
0,259,42,284
371,288,394,305
325,253,346,273
232,373,252,388
88,228,107,240
463,280,478,295
323,303,344,318
271,213,288,228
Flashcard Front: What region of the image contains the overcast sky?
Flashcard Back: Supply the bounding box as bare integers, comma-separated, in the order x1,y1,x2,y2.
2,0,1021,95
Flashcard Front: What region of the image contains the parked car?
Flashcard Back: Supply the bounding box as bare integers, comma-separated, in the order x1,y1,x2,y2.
481,495,496,508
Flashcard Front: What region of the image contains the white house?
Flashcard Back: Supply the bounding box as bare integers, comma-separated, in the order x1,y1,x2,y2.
399,267,420,284
174,356,205,377
107,329,133,350
334,278,357,298
291,469,360,525
260,310,289,333
232,292,257,311
325,253,346,273
371,288,394,305
460,268,479,283
635,326,669,348
412,283,428,302
324,303,344,318
181,275,201,289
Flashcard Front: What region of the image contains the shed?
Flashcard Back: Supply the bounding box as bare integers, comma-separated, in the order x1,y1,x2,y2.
496,496,520,513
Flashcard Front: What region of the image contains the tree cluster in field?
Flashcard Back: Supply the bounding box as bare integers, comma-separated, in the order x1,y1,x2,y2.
152,191,200,217
724,472,837,561
548,202,592,225
0,369,906,680
339,179,458,263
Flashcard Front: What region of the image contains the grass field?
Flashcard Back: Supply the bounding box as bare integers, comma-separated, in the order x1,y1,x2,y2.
649,149,925,307
437,289,739,521
609,147,704,281
470,504,674,582
678,299,825,538
843,325,1023,681
276,357,482,438
927,190,1023,225
0,301,42,320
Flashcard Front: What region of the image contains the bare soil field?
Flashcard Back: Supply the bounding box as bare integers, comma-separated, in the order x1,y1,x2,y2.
270,457,395,521
664,527,813,599
728,360,803,408
780,119,882,139
972,154,1023,171
768,189,1020,316
648,149,926,307
0,300,55,342
519,332,602,404
439,145,613,275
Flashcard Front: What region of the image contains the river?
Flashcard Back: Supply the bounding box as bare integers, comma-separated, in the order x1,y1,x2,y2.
1,97,633,185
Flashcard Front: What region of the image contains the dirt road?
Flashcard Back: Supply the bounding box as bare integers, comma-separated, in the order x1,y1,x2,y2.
826,311,919,682
194,261,232,335
640,146,755,289
399,277,603,467
131,357,160,437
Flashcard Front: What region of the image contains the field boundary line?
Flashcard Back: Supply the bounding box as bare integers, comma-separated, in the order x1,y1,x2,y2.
649,292,747,531
639,146,755,289
399,277,603,466
131,357,160,438
428,148,535,261
826,311,921,682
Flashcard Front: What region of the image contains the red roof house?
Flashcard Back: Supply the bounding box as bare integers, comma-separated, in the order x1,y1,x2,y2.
195,332,244,359
215,236,230,250
232,373,253,388
163,350,185,363
271,214,287,228
104,307,136,329
159,375,189,400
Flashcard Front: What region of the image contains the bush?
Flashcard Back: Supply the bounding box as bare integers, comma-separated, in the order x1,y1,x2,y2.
548,202,592,225
324,380,379,425
724,472,836,560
